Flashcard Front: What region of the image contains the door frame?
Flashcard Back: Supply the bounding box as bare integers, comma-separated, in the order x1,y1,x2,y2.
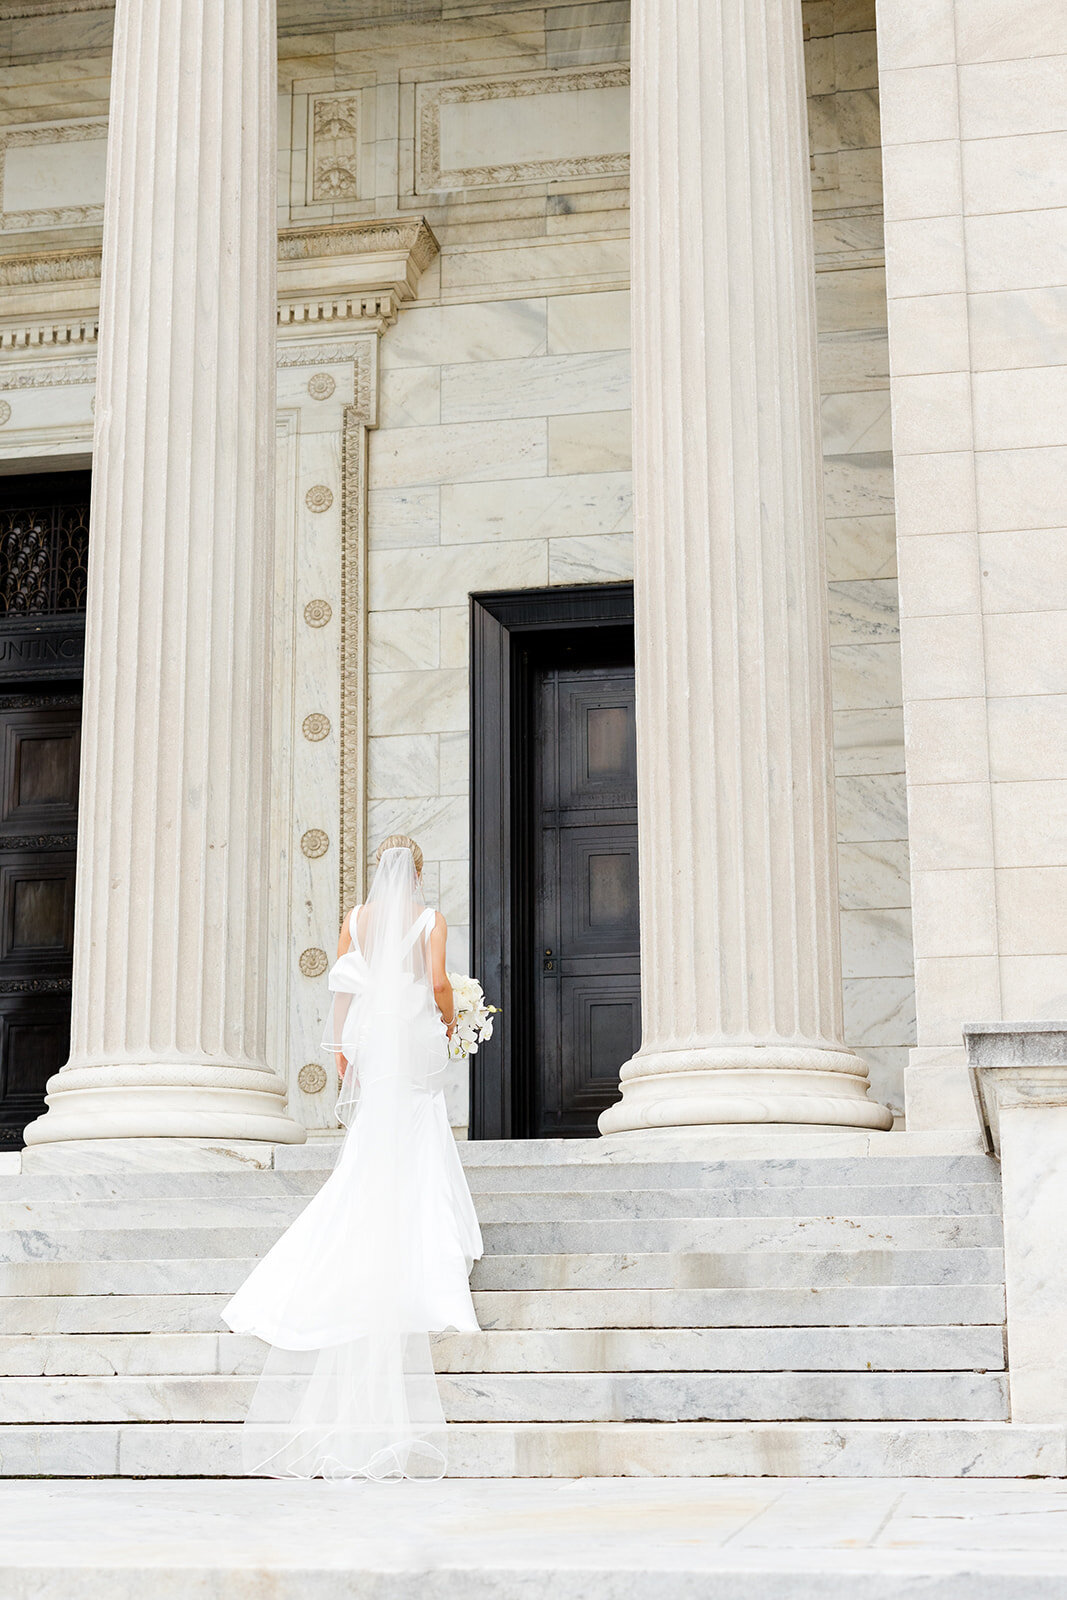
469,582,635,1140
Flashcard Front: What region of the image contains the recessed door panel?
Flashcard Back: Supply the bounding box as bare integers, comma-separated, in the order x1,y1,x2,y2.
0,709,80,828
0,471,88,1147
535,660,639,1136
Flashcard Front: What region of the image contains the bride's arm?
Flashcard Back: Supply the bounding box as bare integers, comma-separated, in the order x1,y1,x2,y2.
335,914,353,1078
429,912,455,1038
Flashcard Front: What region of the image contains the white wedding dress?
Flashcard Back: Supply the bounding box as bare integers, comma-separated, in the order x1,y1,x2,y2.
221,848,483,1479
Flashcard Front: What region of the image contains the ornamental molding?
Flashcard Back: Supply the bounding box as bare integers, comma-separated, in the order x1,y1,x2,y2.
0,832,76,850
416,66,629,193
278,290,401,332
0,248,101,287
310,92,361,204
0,975,71,991
339,399,369,923
0,216,439,351
278,218,438,274
335,333,377,921
0,321,98,353
0,1,110,14
277,218,439,327
0,119,108,232
297,1061,328,1095
0,0,459,24
0,360,95,388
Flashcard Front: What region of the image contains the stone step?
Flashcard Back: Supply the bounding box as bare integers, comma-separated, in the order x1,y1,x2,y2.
0,1213,1003,1264
0,1324,1006,1377
0,1368,1010,1423
0,1247,1006,1297
0,1281,1007,1335
0,1160,1003,1199
476,1248,1006,1291
0,1182,1005,1227
467,1185,1004,1220
275,1139,999,1178
461,1154,1003,1189
0,1419,1058,1479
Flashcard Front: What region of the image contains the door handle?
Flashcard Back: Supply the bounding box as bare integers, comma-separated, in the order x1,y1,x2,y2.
543,947,555,972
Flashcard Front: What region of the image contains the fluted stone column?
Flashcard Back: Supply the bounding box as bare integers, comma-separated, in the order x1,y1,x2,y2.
23,0,304,1161
600,0,891,1135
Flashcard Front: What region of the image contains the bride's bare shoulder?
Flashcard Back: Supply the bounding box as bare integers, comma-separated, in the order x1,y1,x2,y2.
337,906,358,955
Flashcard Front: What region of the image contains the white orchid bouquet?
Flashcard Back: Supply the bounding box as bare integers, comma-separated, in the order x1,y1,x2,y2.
447,972,499,1059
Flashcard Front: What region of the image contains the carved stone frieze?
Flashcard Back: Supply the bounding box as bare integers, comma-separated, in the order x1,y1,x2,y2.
416,66,629,193
0,249,101,287
277,345,355,370
0,361,96,389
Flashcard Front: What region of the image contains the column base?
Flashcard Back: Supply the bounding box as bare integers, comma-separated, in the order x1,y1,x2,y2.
21,1060,307,1152
598,1045,894,1135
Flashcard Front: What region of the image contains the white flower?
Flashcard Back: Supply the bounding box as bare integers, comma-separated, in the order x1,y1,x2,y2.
446,971,501,1059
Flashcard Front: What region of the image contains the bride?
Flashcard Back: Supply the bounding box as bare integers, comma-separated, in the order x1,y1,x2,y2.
221,834,484,1479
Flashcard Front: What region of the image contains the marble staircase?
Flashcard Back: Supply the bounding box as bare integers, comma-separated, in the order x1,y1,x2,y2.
0,1138,1059,1478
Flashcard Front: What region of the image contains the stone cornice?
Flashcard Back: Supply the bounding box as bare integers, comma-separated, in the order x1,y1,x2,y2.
0,216,440,346
0,0,494,37
276,218,439,328
278,217,438,275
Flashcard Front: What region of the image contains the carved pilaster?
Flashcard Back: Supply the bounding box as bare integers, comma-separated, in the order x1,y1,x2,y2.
340,340,377,921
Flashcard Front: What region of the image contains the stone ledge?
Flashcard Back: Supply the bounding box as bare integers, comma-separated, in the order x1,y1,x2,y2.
0,217,441,346
965,1022,1067,1155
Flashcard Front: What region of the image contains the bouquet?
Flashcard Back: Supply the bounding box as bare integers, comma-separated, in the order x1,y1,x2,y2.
447,972,499,1059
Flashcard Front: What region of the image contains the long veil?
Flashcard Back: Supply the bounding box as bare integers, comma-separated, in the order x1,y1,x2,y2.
224,847,475,1480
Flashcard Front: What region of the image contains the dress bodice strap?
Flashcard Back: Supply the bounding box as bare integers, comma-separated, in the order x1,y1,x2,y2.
346,903,436,957
400,906,437,956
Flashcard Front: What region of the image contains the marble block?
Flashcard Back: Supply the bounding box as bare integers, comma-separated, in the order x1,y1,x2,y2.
967,1023,1067,1423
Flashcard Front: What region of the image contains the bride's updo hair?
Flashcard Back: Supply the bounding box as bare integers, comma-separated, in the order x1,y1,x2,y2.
375,833,424,877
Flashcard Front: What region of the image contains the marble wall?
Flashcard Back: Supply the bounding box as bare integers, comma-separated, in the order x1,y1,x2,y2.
877,0,1067,1130
356,0,910,1128
809,0,913,1120
0,0,911,1133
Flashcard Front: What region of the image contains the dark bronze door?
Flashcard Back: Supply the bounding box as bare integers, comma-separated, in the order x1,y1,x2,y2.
0,473,87,1148
533,650,640,1136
